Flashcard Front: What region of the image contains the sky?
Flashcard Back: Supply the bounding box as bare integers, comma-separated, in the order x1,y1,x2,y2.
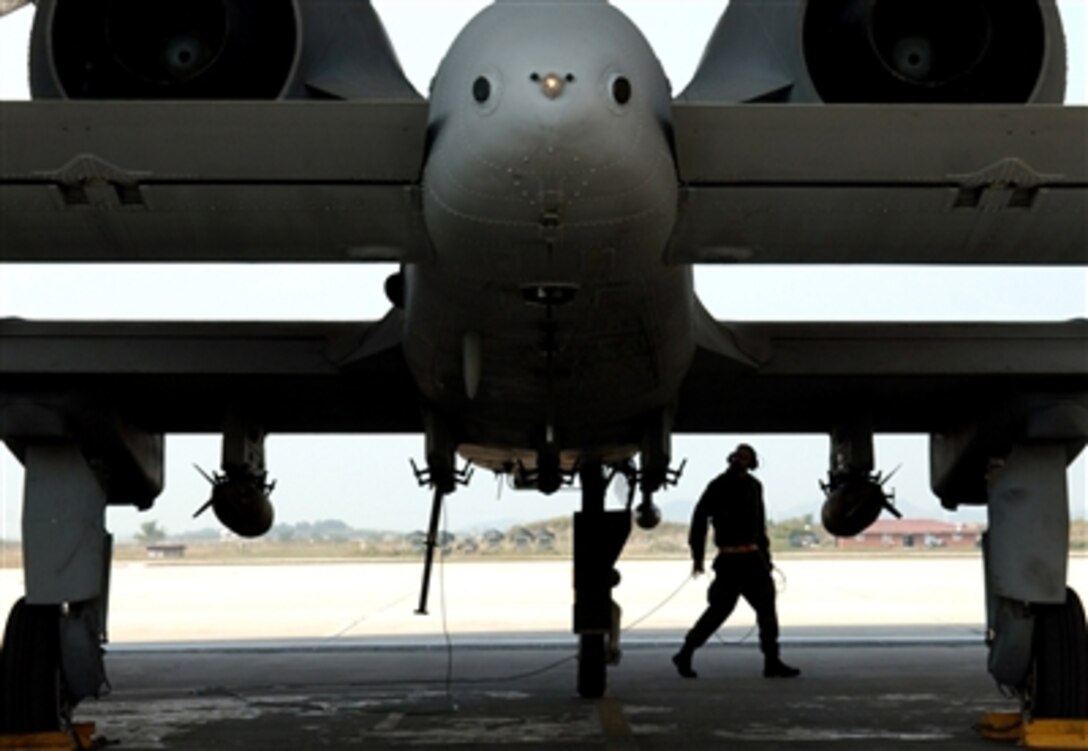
0,1,1085,541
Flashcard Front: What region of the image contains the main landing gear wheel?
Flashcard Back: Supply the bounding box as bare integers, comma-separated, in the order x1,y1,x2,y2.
1031,587,1088,719
578,633,606,699
0,597,65,734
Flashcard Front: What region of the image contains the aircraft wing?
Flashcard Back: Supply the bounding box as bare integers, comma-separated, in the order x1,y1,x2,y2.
0,316,421,435
679,316,1088,435
667,105,1088,265
0,101,431,262
4,315,1082,437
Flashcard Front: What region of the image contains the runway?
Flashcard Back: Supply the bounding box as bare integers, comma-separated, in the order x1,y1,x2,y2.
10,556,1082,641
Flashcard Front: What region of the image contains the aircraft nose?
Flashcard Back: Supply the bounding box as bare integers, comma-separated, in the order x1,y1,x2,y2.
531,71,572,100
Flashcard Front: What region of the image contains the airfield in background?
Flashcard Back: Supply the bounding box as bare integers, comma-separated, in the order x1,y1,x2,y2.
0,556,1084,643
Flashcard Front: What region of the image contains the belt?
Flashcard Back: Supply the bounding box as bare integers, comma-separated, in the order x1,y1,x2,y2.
718,544,759,554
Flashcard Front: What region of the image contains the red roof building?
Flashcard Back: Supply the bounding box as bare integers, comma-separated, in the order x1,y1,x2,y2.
835,519,984,550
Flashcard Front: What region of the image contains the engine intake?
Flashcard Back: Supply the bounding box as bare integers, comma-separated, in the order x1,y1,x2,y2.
34,0,297,99
804,0,1049,103
29,0,418,100
679,0,1066,104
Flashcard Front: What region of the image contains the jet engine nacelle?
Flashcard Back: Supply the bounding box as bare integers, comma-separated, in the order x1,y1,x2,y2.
29,0,418,100
820,479,888,538
681,0,1067,104
804,0,1060,103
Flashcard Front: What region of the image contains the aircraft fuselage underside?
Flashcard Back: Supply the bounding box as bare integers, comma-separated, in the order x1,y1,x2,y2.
0,0,1086,732
403,2,689,469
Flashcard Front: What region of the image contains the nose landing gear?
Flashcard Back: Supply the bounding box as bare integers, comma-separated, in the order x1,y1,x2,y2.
573,462,630,699
572,452,684,698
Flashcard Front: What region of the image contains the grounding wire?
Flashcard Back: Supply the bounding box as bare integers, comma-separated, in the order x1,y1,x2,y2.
222,553,786,699
439,501,457,707
322,593,414,644
188,563,773,704
403,558,784,685
441,560,775,686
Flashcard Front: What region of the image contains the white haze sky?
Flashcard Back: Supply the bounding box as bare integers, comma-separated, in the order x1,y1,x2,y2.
0,2,1085,541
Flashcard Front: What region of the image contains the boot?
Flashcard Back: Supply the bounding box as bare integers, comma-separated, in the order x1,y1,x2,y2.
671,645,697,678
763,656,801,678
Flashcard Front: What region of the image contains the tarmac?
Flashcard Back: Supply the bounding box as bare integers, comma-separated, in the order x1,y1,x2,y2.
1,557,1084,748
91,640,1015,750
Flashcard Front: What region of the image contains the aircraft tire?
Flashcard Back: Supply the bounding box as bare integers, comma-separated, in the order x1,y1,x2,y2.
1031,587,1088,718
0,597,64,733
577,633,606,699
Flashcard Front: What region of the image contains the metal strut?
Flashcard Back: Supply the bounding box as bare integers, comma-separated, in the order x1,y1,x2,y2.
415,485,445,616
409,450,472,613
409,458,472,616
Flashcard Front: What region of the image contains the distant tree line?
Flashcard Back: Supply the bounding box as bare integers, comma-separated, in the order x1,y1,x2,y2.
117,516,1086,554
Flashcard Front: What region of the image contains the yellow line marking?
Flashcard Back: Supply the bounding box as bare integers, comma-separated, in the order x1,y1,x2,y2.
598,697,639,751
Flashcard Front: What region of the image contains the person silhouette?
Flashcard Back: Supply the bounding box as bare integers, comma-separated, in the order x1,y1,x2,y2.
672,443,801,679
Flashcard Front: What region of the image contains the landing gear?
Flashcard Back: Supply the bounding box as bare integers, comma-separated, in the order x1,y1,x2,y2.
1031,588,1088,719
0,599,65,734
572,462,630,699
0,441,128,735
976,443,1087,719
577,633,607,699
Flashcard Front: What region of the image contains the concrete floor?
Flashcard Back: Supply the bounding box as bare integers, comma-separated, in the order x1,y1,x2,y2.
84,640,1018,750
3,558,1082,748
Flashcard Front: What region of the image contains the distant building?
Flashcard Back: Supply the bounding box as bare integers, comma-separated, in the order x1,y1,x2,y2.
536,529,557,551
788,530,821,549
836,519,984,550
404,530,455,553
511,527,536,550
145,544,187,559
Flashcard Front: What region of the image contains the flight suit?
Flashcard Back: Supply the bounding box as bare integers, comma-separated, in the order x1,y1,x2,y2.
683,467,781,659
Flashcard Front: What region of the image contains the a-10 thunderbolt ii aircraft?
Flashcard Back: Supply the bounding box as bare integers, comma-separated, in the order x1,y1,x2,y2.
0,0,1085,735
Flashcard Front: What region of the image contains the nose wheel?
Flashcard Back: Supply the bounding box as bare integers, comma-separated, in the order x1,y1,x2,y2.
573,462,631,699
